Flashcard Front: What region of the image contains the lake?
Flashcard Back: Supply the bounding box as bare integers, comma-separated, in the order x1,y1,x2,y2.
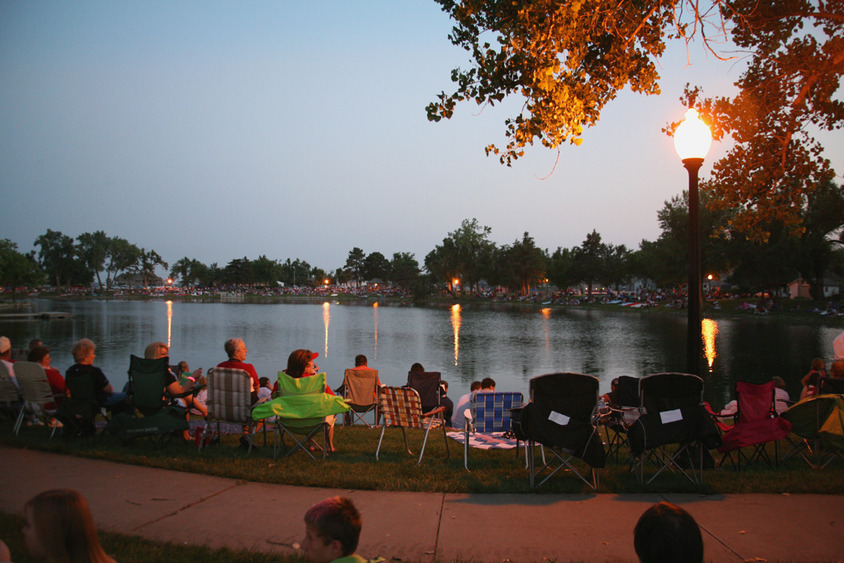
1,298,841,409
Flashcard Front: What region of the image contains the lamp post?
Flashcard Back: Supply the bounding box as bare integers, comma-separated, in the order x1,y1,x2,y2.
674,108,712,375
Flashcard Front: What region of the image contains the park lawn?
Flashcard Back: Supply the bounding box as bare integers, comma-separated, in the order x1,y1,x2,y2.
2,420,843,495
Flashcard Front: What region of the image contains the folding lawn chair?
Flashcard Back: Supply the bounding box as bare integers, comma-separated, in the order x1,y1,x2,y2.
717,380,792,470
513,373,606,490
406,370,443,425
461,390,523,470
628,372,722,485
108,355,195,446
376,385,449,465
57,368,109,443
0,361,23,430
251,372,349,460
601,375,639,462
781,394,844,469
13,361,63,439
340,368,381,427
200,367,257,453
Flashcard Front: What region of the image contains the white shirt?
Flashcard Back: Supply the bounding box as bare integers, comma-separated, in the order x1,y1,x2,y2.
451,391,476,429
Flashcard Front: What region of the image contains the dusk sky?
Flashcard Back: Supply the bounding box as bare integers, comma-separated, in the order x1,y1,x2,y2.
2,1,842,275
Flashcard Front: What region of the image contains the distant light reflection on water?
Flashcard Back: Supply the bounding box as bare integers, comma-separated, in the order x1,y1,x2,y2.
2,299,840,409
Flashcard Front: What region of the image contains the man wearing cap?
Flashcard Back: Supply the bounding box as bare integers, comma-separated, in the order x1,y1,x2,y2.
217,338,260,403
0,336,17,387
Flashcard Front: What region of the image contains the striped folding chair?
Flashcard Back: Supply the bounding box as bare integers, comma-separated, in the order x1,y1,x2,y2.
375,386,449,465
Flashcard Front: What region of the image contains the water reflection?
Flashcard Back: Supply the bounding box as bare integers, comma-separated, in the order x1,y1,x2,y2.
702,318,719,371
541,308,552,359
323,302,330,357
7,299,839,405
166,300,173,348
372,302,379,360
451,304,461,365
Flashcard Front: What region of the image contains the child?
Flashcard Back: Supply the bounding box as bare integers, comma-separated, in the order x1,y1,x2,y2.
23,489,115,563
772,376,790,414
800,358,826,399
301,497,367,563
257,376,272,403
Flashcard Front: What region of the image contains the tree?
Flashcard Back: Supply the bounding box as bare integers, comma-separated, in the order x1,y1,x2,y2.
363,251,390,282
104,237,142,289
603,244,632,291
389,252,420,288
683,0,842,240
0,239,43,298
571,230,608,298
222,257,254,286
76,231,109,289
344,247,366,287
430,0,841,236
251,255,281,287
546,246,577,292
503,232,546,296
133,249,168,288
34,229,89,287
788,181,844,299
427,218,495,293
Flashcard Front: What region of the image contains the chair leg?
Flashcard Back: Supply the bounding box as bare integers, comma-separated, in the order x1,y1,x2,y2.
375,425,388,460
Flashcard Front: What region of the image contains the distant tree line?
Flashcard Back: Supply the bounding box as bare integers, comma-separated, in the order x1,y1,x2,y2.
2,181,843,301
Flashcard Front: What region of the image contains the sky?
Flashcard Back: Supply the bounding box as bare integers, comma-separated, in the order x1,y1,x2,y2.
1,1,842,276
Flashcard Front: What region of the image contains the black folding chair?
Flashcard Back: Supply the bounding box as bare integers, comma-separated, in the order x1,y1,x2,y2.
513,372,606,490
628,372,721,485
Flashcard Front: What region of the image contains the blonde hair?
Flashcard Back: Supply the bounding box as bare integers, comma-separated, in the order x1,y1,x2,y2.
144,342,169,360
71,339,96,363
25,489,115,563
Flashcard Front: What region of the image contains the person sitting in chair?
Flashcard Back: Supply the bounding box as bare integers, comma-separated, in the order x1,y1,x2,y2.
338,354,381,425
144,342,206,417
65,338,128,411
451,381,481,430
217,338,260,403
284,349,337,452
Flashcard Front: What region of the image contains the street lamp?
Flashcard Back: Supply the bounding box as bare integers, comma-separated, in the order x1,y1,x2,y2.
674,108,712,375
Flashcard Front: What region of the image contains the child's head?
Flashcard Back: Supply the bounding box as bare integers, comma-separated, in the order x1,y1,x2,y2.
772,376,786,389
259,376,270,389
811,358,825,371
177,361,190,374
301,497,361,563
23,489,108,562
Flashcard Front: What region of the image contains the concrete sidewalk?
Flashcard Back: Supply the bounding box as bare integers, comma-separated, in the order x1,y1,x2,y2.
1,446,842,562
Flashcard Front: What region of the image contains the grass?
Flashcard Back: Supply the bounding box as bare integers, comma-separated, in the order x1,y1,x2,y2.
2,418,843,495
0,511,304,563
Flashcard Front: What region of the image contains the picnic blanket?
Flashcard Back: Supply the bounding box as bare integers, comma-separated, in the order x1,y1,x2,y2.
446,430,519,450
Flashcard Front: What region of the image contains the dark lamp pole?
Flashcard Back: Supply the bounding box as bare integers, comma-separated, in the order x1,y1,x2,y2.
674,109,712,376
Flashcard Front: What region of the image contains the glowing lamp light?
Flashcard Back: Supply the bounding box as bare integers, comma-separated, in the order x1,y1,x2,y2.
673,108,712,161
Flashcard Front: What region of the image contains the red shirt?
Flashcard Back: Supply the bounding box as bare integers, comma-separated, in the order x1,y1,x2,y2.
216,359,259,391
44,366,66,410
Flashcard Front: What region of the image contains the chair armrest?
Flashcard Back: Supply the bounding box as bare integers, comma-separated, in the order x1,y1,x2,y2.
423,405,446,417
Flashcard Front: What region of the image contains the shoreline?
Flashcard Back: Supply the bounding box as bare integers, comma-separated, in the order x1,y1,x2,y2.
6,292,843,326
